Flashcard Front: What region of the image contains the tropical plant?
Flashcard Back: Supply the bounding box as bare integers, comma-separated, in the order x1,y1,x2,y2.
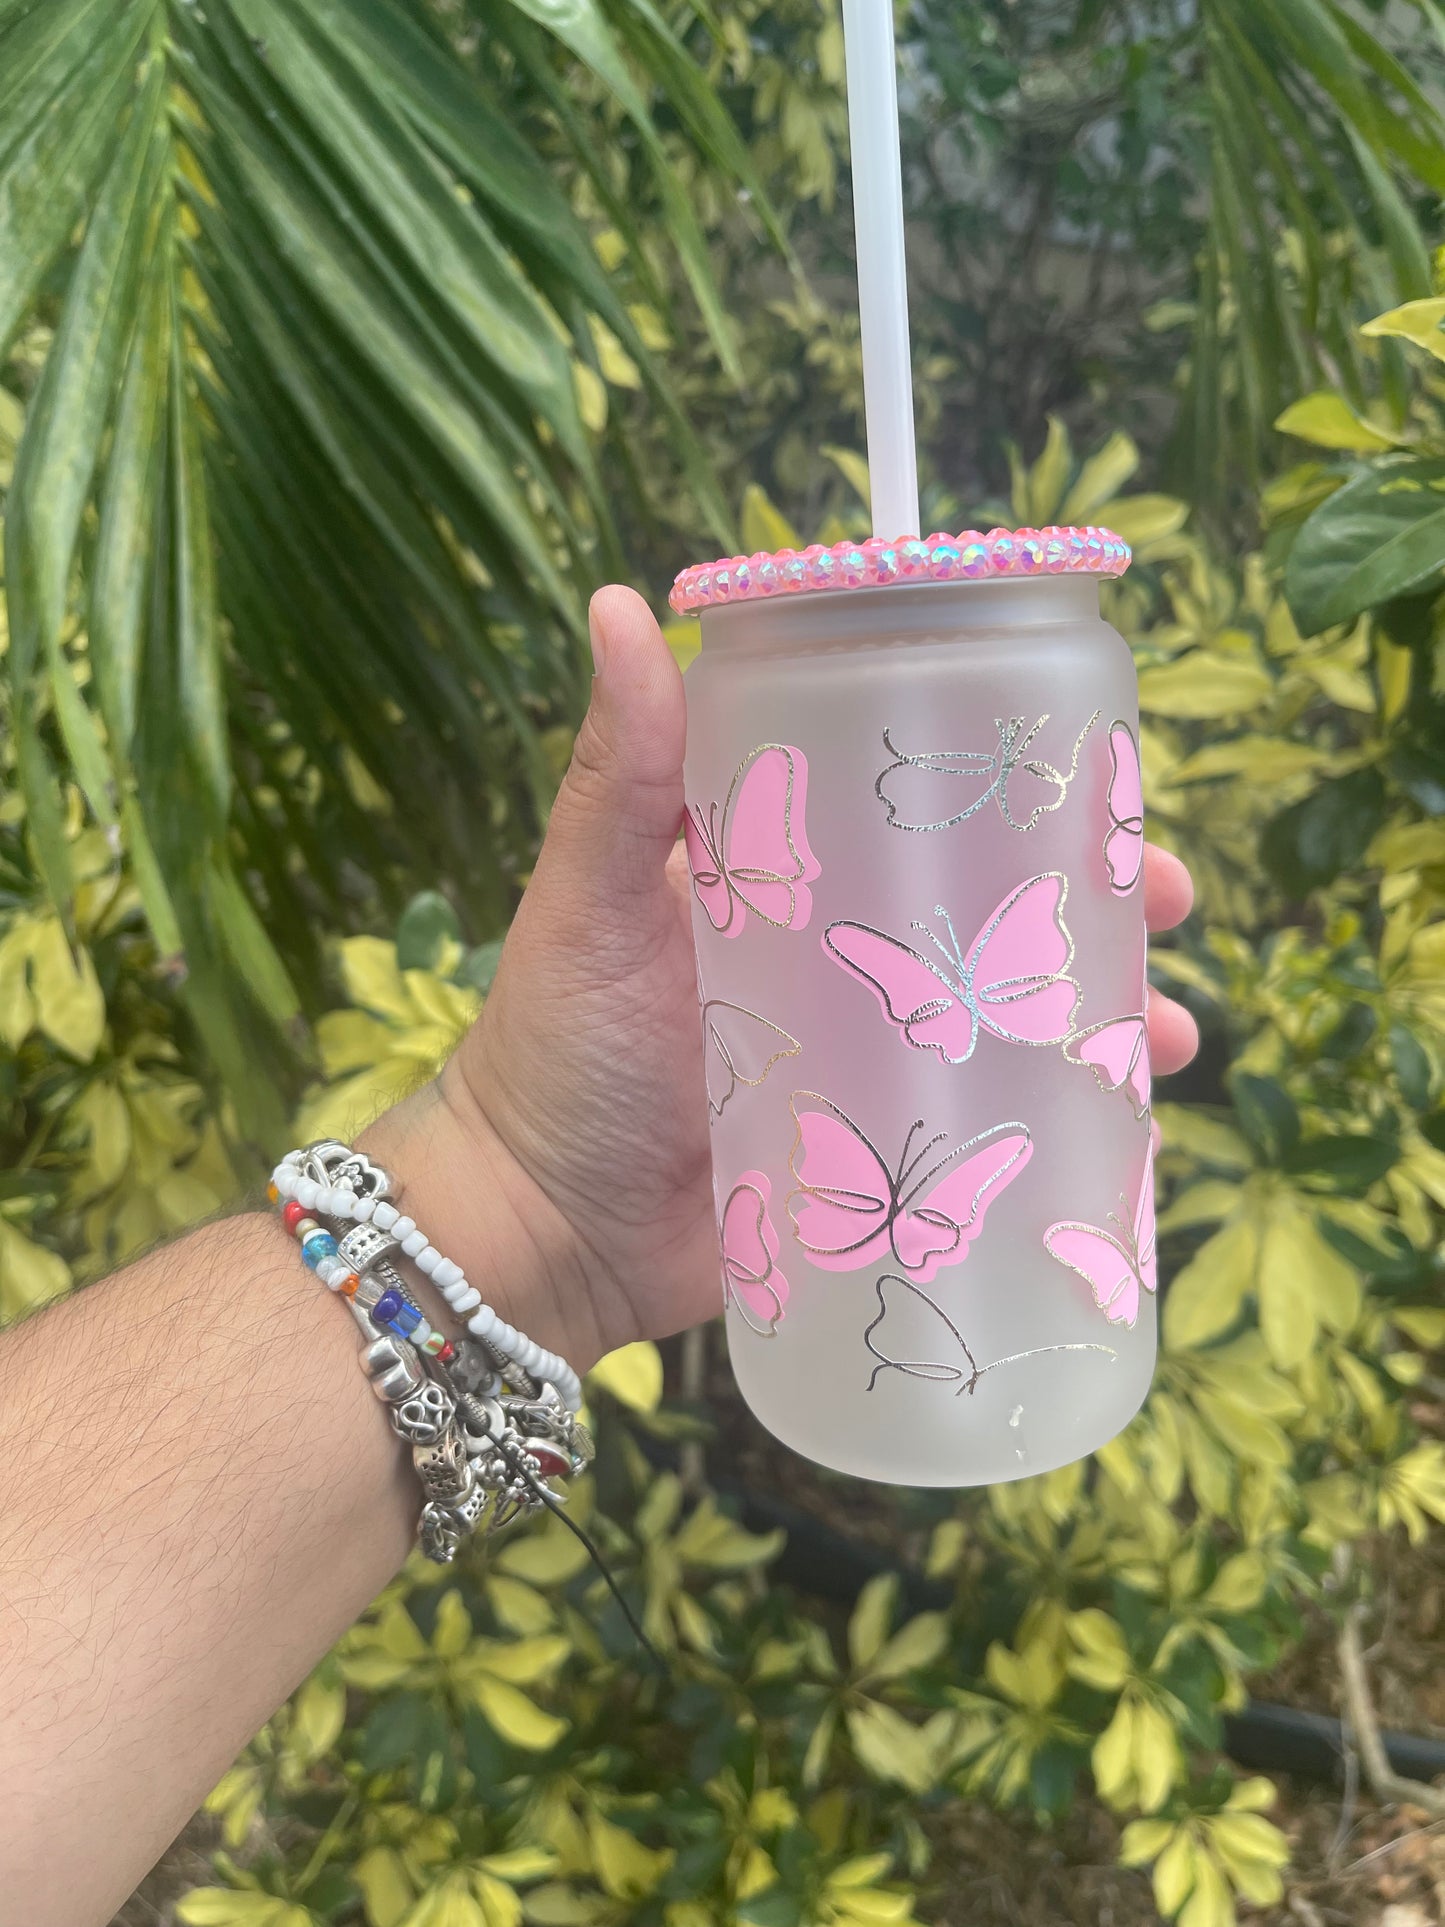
0,0,779,1129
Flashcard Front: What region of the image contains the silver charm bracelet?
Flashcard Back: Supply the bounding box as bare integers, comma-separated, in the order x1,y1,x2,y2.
269,1140,593,1563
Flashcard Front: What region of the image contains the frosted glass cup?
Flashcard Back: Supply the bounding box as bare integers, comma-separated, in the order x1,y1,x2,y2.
679,551,1154,1486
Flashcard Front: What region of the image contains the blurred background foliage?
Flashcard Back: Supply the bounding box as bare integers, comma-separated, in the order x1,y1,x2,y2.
3,1,1445,1924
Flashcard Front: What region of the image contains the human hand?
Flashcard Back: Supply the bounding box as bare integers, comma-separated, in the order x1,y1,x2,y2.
370,587,1198,1370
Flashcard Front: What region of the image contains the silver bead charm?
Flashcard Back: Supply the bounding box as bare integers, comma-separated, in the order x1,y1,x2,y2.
392,1381,451,1444
362,1334,426,1402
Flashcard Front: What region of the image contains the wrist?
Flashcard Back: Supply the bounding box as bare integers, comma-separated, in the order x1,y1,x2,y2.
356,1060,608,1373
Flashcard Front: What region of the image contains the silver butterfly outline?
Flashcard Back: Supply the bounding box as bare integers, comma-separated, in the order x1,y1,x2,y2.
875,710,1101,833
864,1273,1118,1394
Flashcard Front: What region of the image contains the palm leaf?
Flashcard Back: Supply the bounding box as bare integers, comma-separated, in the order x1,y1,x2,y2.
0,0,764,1133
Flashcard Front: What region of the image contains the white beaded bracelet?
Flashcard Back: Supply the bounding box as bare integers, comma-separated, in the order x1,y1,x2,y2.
270,1152,583,1412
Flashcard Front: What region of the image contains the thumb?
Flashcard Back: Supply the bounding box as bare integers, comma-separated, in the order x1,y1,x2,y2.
532,585,687,911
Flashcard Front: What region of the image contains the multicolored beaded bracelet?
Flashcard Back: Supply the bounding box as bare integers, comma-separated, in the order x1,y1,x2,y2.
268,1150,583,1412
667,523,1131,615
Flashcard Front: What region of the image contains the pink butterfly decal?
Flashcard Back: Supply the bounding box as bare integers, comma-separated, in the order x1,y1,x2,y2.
876,711,1099,835
1104,720,1144,895
787,1091,1032,1283
1064,1013,1151,1121
685,743,820,938
1044,1139,1157,1327
720,1172,789,1336
702,1000,801,1118
864,1273,1118,1393
823,873,1080,1065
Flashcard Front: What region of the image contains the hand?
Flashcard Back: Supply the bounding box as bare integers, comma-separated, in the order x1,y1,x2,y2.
372,587,1198,1370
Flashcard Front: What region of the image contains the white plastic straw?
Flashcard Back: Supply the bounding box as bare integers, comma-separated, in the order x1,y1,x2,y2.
841,0,920,541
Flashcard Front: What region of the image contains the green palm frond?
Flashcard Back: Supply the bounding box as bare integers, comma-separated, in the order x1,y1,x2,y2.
0,0,769,1132
1189,0,1445,504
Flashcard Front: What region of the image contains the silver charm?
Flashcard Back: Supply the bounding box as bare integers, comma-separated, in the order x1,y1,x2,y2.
337,1222,403,1274
420,1501,463,1563
393,1380,451,1444
362,1334,426,1403
300,1141,394,1201
414,1426,470,1501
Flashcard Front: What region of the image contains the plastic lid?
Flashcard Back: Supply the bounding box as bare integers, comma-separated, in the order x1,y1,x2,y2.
668,525,1130,615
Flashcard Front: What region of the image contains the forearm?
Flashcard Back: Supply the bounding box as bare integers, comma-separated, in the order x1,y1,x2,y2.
0,1075,584,1927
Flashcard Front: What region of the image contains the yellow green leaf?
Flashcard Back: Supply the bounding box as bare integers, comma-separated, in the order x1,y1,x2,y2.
355,1847,415,1927
573,361,607,433
826,1855,894,1892
30,917,105,1060
1024,415,1071,523
1118,1818,1175,1867
470,1676,567,1751
0,1219,71,1323
844,1699,940,1793
1176,1850,1233,1927
471,1871,524,1927
470,1633,570,1686
1066,1609,1131,1692
175,1897,304,1927
1151,1827,1198,1917
1202,1551,1268,1614
288,1672,345,1766
0,921,37,1047
1163,1218,1258,1352
663,619,700,672
1091,1699,1137,1806
822,445,871,508
1133,1699,1184,1811
585,1812,673,1900
740,483,802,555
1361,295,1445,361
1108,493,1189,548
338,937,414,1024
1060,430,1139,520
862,1611,949,1682
1137,653,1274,720
847,1573,897,1671
586,1341,663,1413
495,1519,592,1587
1273,392,1399,451
486,1575,555,1636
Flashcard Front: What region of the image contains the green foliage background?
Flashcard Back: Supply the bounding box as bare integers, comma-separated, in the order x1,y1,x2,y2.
3,2,1445,1924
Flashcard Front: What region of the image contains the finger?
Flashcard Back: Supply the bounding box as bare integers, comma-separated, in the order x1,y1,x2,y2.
532,587,687,911
1147,988,1199,1076
1143,844,1193,932
1144,843,1193,932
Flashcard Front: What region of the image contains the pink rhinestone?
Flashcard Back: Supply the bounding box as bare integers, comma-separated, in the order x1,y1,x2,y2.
804,543,838,591
1042,528,1070,570
778,549,808,592
694,567,713,603
926,533,961,579
750,551,779,595
712,562,732,602
898,538,931,578
863,537,900,585
1065,530,1089,571
957,531,989,578
1015,528,1045,573
731,556,752,598
1083,528,1106,569
837,542,868,587
985,528,1018,574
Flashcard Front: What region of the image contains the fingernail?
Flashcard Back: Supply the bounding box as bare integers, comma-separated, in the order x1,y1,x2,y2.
588,604,606,679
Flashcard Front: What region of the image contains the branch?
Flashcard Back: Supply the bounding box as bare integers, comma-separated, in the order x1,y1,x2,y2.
1338,1600,1445,1820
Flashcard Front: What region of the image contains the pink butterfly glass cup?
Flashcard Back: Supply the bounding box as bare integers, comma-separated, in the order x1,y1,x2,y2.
682,552,1152,1486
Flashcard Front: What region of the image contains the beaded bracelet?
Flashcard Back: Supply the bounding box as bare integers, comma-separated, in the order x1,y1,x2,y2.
268,1144,583,1411
269,1140,592,1563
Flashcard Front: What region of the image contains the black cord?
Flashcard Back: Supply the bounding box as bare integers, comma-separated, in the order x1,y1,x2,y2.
492,1435,668,1675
